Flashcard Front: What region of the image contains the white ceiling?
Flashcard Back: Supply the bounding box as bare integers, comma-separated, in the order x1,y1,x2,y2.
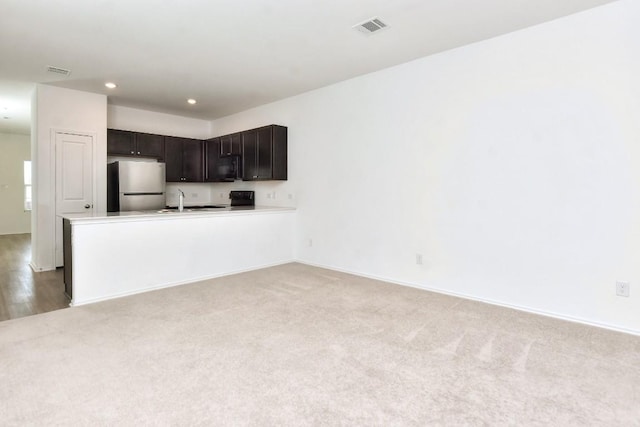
0,0,618,135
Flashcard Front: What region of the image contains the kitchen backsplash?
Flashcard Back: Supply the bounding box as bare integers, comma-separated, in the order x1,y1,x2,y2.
165,182,218,207
165,181,296,208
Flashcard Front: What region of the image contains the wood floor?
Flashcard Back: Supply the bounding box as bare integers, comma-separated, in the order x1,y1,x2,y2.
0,233,69,321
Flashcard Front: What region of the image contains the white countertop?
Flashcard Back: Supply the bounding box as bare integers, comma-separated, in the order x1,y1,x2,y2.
60,205,296,225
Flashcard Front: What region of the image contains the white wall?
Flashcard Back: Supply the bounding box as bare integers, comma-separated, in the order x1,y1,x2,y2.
211,0,640,334
32,85,107,271
0,132,30,235
107,105,211,139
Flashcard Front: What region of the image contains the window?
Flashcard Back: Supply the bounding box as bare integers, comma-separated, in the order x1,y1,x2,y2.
24,161,32,211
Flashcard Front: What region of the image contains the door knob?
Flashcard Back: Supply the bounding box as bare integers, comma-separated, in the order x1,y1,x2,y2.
84,204,91,209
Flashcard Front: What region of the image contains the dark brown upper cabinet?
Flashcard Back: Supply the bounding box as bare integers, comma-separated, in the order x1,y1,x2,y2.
164,137,204,182
204,137,221,179
110,124,287,182
107,129,165,160
136,133,165,158
107,129,135,156
241,125,287,181
204,138,224,182
220,133,242,156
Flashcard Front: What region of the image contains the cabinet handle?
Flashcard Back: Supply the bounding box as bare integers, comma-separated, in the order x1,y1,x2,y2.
130,151,134,154
253,175,258,178
137,151,141,155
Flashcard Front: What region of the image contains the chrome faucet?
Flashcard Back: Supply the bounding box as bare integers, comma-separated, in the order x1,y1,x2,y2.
177,189,185,212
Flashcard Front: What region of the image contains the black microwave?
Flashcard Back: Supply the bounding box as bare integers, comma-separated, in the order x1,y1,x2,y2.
214,155,241,181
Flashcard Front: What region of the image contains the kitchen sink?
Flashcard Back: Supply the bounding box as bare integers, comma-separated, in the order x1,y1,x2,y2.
167,205,226,209
156,209,191,213
157,205,228,213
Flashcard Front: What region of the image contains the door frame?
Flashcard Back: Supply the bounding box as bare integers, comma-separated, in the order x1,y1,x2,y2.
50,129,97,267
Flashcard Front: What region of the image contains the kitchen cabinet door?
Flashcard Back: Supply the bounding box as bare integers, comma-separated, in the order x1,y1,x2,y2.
108,129,164,159
164,137,184,182
182,139,204,182
165,137,203,182
136,133,165,159
205,138,220,181
256,127,273,179
241,125,287,181
242,130,258,180
220,133,242,156
107,129,135,156
271,125,288,180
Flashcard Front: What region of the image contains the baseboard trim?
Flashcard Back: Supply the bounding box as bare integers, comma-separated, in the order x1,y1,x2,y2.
70,259,295,307
296,260,640,337
29,262,56,273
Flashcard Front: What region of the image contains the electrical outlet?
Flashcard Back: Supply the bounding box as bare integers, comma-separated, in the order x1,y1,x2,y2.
307,238,313,247
267,193,272,199
288,193,294,200
272,191,277,200
416,254,423,265
616,281,630,297
219,193,224,199
191,193,198,198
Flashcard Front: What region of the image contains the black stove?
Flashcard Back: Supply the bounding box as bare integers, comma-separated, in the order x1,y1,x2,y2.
229,191,255,207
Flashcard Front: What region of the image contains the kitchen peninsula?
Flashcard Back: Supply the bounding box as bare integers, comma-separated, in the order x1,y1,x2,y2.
62,206,296,305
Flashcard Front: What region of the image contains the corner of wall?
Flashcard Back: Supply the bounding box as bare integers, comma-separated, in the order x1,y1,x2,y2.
31,85,108,271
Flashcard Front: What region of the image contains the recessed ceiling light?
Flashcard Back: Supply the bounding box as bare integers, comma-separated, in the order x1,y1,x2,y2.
105,82,117,89
187,99,197,105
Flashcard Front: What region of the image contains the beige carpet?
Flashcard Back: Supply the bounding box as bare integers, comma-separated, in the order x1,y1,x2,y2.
1,263,639,425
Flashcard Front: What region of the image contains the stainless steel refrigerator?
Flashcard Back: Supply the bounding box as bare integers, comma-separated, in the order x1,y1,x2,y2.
107,161,166,212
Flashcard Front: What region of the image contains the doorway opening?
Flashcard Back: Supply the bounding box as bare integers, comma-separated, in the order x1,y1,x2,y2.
0,86,67,320
0,132,66,320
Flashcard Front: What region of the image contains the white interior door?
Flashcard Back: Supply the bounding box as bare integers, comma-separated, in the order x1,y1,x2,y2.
55,132,94,267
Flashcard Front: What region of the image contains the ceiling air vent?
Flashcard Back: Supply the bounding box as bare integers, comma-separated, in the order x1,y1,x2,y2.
353,17,389,35
46,65,71,76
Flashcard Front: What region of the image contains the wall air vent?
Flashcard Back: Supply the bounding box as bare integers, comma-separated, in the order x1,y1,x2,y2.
46,65,71,76
353,17,389,35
